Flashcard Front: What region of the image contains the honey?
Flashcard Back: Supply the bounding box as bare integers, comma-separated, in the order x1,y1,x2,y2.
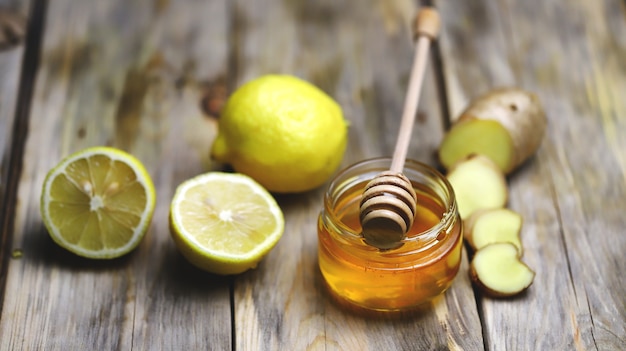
318,158,463,312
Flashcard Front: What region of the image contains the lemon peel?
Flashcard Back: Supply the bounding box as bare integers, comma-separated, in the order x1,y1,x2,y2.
211,75,348,193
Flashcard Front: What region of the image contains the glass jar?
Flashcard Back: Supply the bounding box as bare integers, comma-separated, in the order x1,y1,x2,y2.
318,157,463,312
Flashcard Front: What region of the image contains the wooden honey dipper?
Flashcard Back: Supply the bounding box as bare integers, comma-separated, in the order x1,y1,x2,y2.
359,8,440,249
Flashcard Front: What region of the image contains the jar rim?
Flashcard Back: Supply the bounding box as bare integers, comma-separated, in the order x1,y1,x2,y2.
323,157,458,247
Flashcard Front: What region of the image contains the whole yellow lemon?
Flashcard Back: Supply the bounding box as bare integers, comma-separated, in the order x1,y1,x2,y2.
210,75,348,193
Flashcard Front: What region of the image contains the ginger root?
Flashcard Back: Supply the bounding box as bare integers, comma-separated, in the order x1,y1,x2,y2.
465,208,523,254
437,88,545,297
438,88,547,174
446,154,508,219
470,242,535,297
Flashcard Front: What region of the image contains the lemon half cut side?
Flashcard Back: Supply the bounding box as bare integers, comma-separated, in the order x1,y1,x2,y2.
169,172,285,275
40,147,156,259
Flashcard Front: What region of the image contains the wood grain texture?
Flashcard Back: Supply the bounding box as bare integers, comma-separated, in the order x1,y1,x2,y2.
0,0,31,320
438,0,626,349
0,2,26,50
0,0,232,349
0,0,29,219
2,0,623,350
231,1,483,350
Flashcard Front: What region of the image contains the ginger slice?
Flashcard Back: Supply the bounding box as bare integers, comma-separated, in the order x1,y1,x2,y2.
440,119,514,173
465,208,523,254
470,242,535,297
438,88,547,174
446,154,508,219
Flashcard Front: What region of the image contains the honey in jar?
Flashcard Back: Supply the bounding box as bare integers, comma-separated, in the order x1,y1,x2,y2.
318,158,463,312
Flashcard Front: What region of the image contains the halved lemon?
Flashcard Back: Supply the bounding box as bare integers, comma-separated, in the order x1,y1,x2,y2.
40,147,156,259
169,172,284,275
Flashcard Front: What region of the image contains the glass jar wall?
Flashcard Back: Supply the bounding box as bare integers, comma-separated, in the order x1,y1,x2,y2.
318,158,463,312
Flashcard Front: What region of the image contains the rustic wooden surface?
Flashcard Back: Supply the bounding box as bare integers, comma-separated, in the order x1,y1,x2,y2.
0,0,624,350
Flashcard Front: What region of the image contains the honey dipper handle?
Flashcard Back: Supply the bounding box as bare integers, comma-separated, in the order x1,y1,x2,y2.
390,8,440,173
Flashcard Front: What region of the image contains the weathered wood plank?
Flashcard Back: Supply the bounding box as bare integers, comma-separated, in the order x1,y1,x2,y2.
231,1,483,350
0,3,29,231
438,0,626,349
0,0,31,318
4,0,622,349
0,0,232,349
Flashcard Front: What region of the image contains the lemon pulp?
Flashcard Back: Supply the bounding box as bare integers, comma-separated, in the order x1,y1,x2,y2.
40,147,156,259
169,172,284,275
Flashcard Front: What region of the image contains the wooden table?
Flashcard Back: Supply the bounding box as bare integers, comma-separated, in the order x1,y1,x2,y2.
1,0,625,350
